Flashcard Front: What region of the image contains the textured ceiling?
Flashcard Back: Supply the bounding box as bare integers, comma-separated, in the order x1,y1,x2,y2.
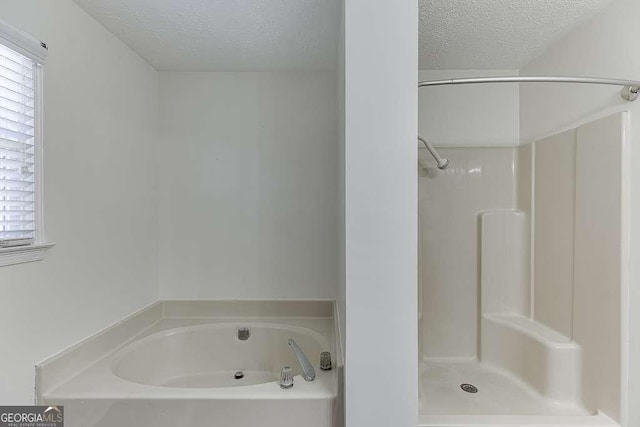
419,0,614,69
73,0,614,71
72,0,340,71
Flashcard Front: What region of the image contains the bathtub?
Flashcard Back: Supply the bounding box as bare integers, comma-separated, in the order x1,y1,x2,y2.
112,323,329,389
37,302,340,427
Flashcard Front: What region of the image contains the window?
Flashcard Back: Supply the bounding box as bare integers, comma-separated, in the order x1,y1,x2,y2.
0,44,38,246
0,20,50,266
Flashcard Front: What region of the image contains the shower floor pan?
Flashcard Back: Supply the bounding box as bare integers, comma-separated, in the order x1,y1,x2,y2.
418,360,617,427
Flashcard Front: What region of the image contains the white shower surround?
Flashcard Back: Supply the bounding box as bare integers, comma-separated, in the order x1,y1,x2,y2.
418,147,517,360
418,113,628,426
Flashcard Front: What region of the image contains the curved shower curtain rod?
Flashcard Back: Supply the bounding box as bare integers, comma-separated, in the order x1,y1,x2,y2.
418,75,640,101
417,75,640,169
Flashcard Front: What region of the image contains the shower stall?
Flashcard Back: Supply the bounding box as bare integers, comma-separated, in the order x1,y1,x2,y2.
417,76,634,426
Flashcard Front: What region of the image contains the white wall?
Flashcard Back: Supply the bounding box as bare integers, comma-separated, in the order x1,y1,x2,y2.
157,72,338,300
337,0,345,357
336,3,345,426
344,0,417,426
419,70,520,147
0,0,159,404
520,1,640,423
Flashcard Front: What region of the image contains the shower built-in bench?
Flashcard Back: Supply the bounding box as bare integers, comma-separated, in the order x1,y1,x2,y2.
480,212,584,410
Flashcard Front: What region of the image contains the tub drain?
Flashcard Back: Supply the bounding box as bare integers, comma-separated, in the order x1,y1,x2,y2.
460,383,478,393
234,371,244,380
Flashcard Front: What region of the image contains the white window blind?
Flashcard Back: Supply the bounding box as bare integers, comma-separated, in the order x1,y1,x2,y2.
0,43,37,247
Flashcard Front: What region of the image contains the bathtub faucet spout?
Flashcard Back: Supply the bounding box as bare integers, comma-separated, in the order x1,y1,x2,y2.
287,339,316,381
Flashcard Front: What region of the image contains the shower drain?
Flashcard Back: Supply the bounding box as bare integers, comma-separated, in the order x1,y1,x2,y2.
460,383,478,393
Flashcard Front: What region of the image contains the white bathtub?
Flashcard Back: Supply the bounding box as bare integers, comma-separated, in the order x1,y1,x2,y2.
112,323,329,389
37,303,340,427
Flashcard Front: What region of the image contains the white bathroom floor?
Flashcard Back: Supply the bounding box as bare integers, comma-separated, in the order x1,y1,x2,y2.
419,360,592,416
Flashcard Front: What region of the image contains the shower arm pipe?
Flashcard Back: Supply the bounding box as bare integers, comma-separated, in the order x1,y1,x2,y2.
418,136,449,170
418,76,640,101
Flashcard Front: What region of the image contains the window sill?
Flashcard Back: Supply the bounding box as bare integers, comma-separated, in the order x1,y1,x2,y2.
0,243,55,267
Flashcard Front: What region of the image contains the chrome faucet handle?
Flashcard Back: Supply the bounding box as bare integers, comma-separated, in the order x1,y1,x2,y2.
288,339,316,381
320,351,332,371
279,366,294,389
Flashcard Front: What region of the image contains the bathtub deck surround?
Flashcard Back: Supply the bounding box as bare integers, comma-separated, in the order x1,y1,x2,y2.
36,300,340,427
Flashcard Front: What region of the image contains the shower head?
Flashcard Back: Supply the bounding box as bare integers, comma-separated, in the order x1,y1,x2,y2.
436,158,450,170
418,136,450,170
